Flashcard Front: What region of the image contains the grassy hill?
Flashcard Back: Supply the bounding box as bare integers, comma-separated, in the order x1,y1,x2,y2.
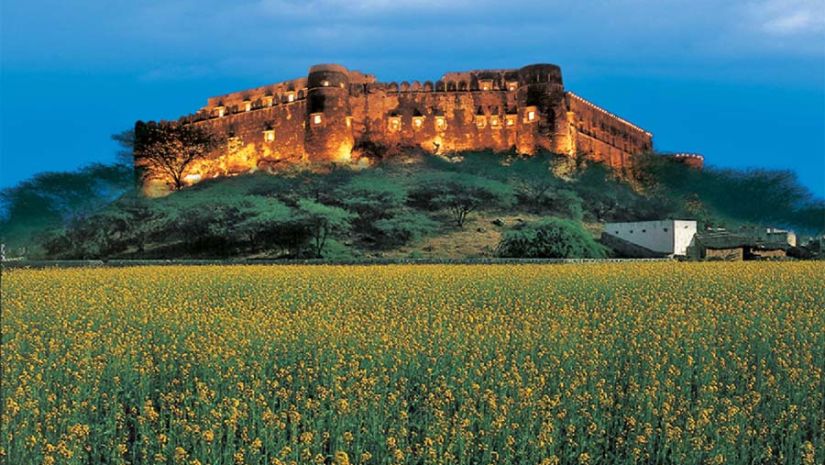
2,150,823,260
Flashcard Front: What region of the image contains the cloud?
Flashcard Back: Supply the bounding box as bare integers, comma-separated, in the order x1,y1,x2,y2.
256,0,469,17
750,0,825,35
2,0,823,81
749,0,825,34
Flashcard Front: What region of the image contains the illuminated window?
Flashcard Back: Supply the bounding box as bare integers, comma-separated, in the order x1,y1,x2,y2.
479,79,493,91
506,81,518,91
286,92,295,103
263,96,274,107
227,136,242,153
490,116,501,128
388,116,401,132
263,130,275,142
524,106,538,123
412,116,425,130
321,80,330,87
346,116,352,128
435,116,447,130
244,100,252,112
311,113,323,125
505,115,517,127
215,106,226,118
475,115,486,129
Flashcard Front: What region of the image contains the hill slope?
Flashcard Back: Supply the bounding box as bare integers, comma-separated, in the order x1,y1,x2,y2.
2,150,822,260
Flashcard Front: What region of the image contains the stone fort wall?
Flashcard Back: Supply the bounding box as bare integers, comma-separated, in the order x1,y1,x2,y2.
137,63,688,195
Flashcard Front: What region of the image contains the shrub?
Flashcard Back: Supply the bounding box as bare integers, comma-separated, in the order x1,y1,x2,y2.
497,218,607,259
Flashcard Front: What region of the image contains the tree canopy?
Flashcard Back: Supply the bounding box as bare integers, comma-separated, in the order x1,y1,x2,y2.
134,121,222,191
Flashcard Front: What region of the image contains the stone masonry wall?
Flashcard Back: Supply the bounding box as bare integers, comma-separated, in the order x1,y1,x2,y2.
137,63,665,195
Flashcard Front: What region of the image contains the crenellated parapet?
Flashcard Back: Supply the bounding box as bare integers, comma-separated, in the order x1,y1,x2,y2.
564,92,654,170
663,152,705,169
136,62,699,196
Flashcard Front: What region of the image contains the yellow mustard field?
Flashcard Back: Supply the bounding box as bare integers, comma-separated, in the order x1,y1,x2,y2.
1,262,823,465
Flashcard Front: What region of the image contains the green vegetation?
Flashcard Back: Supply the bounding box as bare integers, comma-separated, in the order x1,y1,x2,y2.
3,263,824,464
497,218,607,258
1,145,823,260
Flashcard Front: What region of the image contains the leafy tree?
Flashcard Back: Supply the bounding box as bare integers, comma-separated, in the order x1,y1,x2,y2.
295,199,354,257
152,192,251,255
233,197,308,256
336,175,407,221
373,211,439,246
409,173,513,227
111,129,136,166
508,153,564,205
111,194,176,253
235,197,293,242
639,154,825,232
449,151,512,181
570,163,668,222
134,121,222,191
0,163,132,253
497,218,607,259
288,167,355,204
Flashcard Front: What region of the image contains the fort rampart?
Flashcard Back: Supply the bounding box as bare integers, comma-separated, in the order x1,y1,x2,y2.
136,63,699,195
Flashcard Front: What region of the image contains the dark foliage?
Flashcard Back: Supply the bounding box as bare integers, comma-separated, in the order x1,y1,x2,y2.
3,145,822,260
639,154,825,232
497,218,607,258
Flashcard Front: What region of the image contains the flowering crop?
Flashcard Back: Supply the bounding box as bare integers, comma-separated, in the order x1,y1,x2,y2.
1,262,823,464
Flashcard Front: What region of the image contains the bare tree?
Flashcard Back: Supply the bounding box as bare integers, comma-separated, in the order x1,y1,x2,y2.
134,121,222,191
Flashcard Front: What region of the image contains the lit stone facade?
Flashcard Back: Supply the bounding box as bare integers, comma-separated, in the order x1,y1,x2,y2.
136,63,699,195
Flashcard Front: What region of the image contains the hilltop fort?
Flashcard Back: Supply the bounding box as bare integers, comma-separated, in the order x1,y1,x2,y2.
135,63,703,196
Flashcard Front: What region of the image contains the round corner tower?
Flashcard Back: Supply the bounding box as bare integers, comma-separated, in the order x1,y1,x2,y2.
515,64,569,155
305,64,354,163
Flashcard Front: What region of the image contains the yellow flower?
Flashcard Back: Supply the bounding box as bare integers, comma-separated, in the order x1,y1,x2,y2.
174,447,188,462
333,451,350,465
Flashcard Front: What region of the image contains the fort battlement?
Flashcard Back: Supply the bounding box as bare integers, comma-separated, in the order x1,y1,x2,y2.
136,63,700,196
664,152,705,169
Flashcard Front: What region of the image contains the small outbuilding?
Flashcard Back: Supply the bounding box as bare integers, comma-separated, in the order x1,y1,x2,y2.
602,219,697,258
687,231,789,261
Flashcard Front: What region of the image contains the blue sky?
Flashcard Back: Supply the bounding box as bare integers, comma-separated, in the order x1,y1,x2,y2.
2,0,824,196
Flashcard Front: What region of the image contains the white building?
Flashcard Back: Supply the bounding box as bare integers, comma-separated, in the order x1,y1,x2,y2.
604,219,697,256
765,228,796,247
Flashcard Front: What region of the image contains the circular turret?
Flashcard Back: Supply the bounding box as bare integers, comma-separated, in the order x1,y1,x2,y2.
515,64,567,154
517,64,563,87
305,64,354,163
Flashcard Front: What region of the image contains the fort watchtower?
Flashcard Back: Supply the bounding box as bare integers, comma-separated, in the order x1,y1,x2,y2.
305,64,354,163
